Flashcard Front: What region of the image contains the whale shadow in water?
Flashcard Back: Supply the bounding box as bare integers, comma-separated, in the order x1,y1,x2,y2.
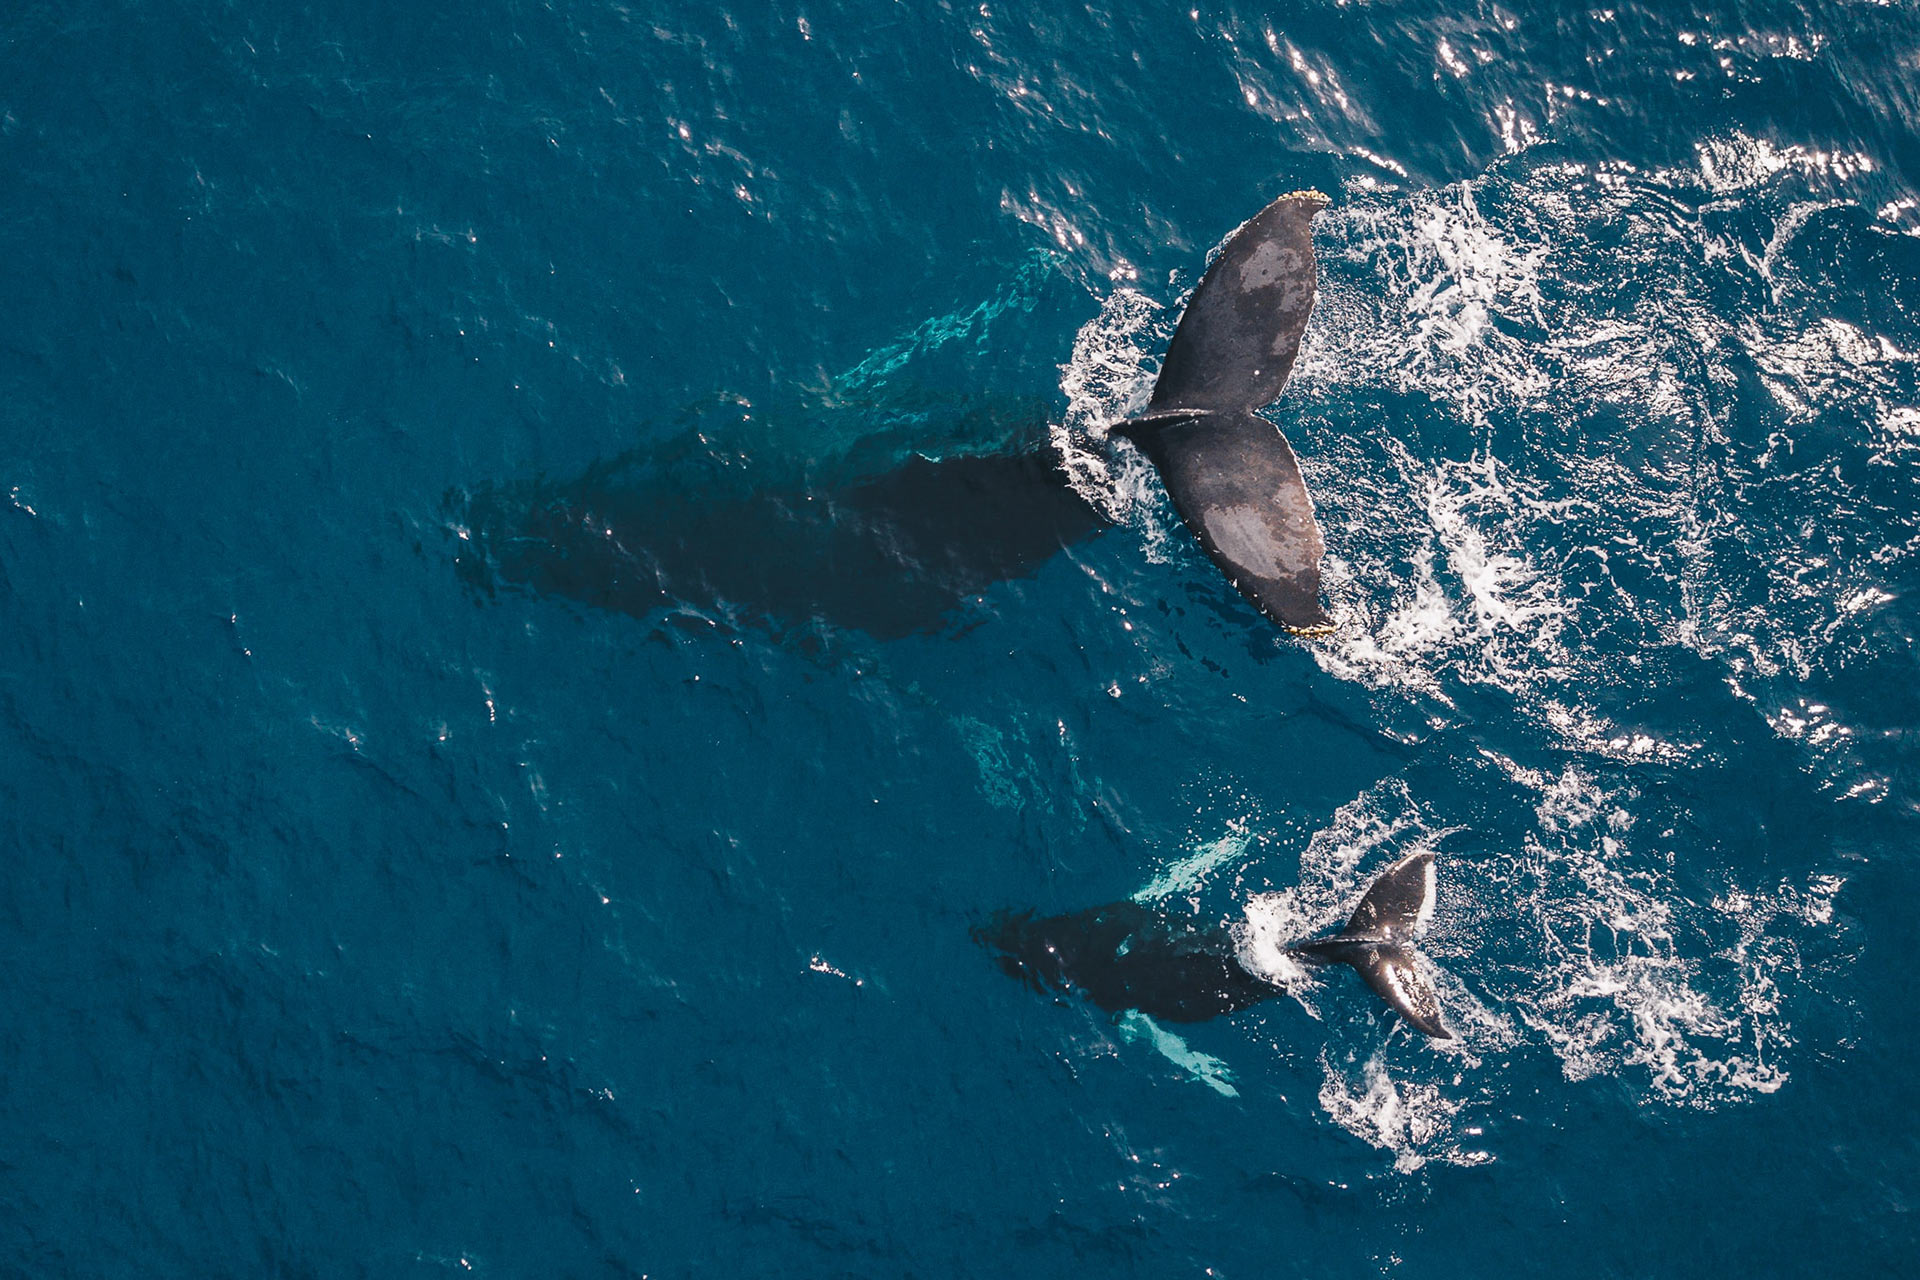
976,850,1452,1039
449,189,1336,641
450,397,1111,641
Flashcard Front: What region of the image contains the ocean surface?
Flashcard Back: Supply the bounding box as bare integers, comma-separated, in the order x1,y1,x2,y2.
4,0,1919,1274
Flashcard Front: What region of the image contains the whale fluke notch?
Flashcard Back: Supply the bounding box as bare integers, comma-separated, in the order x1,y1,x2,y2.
1118,190,1333,636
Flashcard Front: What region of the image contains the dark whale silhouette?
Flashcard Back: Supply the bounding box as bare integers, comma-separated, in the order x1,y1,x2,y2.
453,421,1104,640
977,850,1451,1039
450,190,1333,638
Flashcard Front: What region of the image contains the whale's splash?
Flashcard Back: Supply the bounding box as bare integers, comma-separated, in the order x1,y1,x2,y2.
1135,778,1849,1172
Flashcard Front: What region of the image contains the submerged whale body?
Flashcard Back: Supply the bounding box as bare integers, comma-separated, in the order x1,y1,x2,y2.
1117,189,1333,635
452,190,1333,639
977,850,1451,1039
452,403,1107,639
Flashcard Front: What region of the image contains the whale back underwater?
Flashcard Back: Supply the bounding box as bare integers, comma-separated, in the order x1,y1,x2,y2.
453,420,1102,641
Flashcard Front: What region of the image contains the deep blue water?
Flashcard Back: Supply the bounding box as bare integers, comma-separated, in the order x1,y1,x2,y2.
4,0,1920,1274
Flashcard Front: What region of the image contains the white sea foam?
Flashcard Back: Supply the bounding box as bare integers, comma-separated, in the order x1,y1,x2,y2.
1297,183,1549,423
1477,756,1844,1107
1305,444,1573,706
1317,1045,1490,1173
1275,158,1906,794
1696,130,1876,197
1161,771,1849,1167
1050,284,1182,552
1071,152,1884,1158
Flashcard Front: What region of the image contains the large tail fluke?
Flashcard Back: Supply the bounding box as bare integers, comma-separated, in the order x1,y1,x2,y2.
1344,943,1450,1040
1116,190,1334,635
1292,851,1452,1040
1117,410,1331,634
1340,847,1438,942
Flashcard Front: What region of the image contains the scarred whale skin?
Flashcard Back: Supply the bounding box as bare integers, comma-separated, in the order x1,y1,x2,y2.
1118,190,1334,636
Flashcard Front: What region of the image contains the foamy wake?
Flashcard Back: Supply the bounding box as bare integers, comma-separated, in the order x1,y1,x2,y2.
1206,777,1847,1170
1048,143,1909,764
1049,285,1180,552
1052,150,1886,1164
1261,149,1902,788
1485,758,1839,1108
1317,1046,1486,1175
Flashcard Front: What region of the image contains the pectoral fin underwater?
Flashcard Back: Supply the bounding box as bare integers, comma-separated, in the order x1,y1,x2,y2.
1117,190,1333,635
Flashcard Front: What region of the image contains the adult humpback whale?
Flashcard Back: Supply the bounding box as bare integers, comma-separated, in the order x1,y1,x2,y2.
977,850,1451,1038
1116,189,1333,636
450,191,1334,638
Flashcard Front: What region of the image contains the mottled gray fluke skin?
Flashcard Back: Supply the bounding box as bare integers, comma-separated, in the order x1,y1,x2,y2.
979,850,1452,1039
1118,190,1333,635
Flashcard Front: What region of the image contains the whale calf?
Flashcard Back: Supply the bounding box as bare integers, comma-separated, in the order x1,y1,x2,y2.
977,850,1450,1039
1116,189,1333,635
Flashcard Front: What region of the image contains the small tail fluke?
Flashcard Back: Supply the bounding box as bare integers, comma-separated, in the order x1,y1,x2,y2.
1292,851,1451,1039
